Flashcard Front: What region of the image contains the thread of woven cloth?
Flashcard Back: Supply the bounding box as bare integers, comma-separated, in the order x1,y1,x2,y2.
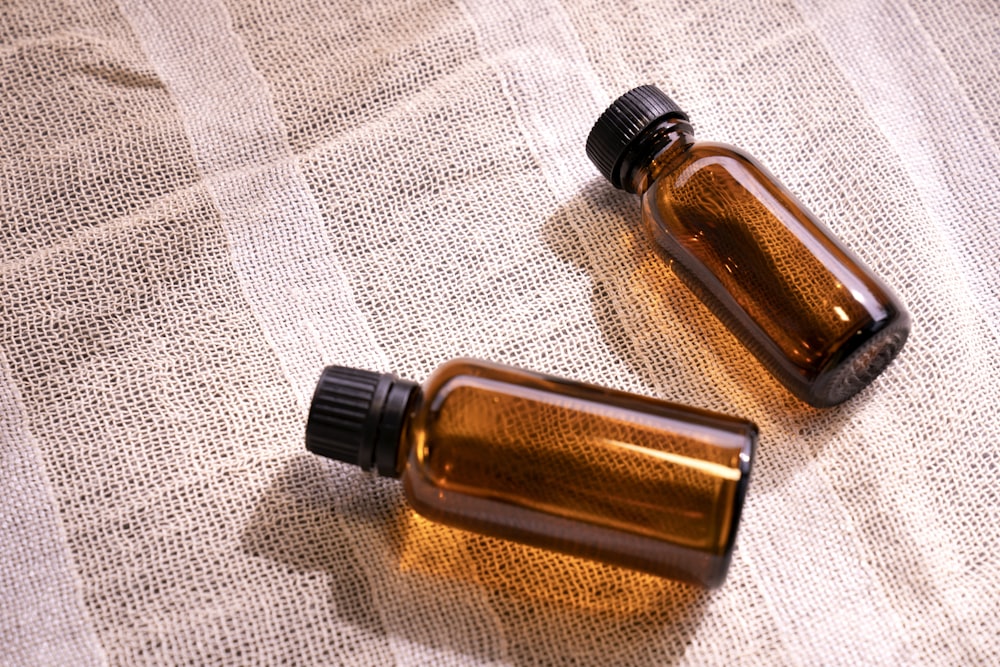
2,0,998,664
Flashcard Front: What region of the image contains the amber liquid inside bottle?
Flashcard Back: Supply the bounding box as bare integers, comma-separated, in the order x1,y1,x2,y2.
626,123,909,407
398,359,756,588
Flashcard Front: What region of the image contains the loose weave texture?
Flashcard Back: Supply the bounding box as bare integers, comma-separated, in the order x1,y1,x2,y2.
1,0,998,665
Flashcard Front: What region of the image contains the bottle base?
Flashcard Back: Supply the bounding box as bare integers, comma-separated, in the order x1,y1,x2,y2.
809,321,909,407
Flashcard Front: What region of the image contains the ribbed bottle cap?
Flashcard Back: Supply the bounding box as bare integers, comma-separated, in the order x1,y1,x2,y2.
305,366,418,476
586,85,688,189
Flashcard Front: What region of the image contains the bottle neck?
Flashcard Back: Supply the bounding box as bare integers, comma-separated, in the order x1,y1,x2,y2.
390,388,422,479
621,119,695,195
374,382,420,478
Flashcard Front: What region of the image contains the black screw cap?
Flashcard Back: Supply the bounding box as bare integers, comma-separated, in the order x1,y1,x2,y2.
586,85,688,189
305,366,418,477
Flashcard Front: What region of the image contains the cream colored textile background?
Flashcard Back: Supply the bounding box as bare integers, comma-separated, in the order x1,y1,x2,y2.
2,0,998,664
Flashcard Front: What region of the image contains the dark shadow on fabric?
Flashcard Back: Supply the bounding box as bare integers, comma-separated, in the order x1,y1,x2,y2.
244,454,708,666
387,496,709,666
244,455,510,664
240,455,388,639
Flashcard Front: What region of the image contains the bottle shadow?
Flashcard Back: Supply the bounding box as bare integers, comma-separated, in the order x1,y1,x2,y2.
543,179,867,471
239,454,389,640
396,514,709,667
242,454,709,666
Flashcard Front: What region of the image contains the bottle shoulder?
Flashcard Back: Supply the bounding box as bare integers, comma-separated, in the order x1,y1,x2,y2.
638,139,758,195
408,358,528,447
643,141,801,221
420,358,522,404
654,140,760,180
682,140,748,157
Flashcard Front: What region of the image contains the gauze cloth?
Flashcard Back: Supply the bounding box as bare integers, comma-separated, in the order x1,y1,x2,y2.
2,0,998,664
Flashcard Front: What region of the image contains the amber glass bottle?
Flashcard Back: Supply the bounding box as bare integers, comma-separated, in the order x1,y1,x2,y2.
305,358,756,587
586,86,910,407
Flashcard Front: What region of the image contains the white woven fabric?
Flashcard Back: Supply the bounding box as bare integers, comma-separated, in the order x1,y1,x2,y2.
2,0,997,664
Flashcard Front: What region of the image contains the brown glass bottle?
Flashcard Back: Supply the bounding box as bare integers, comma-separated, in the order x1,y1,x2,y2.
586,86,910,407
305,358,756,587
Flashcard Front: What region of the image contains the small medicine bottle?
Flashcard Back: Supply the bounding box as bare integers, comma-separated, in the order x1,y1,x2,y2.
305,358,756,588
586,86,910,407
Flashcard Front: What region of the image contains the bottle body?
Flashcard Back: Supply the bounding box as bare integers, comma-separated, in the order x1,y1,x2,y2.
641,140,910,406
398,358,756,588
